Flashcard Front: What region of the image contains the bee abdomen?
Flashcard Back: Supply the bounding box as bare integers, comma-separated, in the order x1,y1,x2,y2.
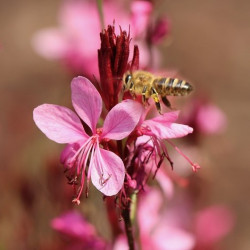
163,78,193,96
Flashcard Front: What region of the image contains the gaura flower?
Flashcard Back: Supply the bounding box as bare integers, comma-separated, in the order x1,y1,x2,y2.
125,109,199,194
194,205,235,249
51,210,108,250
33,76,143,204
138,110,201,172
113,189,195,250
32,0,130,77
180,96,227,136
32,0,166,76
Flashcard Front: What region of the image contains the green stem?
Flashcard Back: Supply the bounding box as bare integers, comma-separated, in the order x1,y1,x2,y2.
130,192,138,225
122,202,135,250
96,0,105,29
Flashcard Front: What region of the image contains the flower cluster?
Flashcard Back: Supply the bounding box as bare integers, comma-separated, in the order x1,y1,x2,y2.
32,0,170,77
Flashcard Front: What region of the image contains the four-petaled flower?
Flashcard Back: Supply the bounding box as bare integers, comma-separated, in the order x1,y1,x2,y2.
33,76,143,204
138,110,201,172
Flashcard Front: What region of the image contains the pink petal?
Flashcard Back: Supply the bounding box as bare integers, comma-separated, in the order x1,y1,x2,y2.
33,104,87,143
51,211,96,239
196,104,227,134
135,135,153,147
131,0,152,37
151,111,180,123
138,189,162,235
71,77,102,133
32,28,69,59
113,235,129,250
153,226,195,250
151,17,170,44
195,205,235,245
60,142,82,167
91,147,125,196
143,118,193,139
155,169,174,199
102,100,143,140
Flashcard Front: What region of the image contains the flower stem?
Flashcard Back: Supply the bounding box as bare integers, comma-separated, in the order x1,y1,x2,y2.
130,192,138,225
96,0,105,29
122,202,135,250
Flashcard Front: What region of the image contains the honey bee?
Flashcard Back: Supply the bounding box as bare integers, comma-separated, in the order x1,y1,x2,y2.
122,70,193,113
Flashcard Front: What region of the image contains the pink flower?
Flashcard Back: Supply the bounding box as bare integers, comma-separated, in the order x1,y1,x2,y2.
131,0,153,38
125,109,199,192
113,189,195,250
194,205,235,249
33,76,143,203
180,97,227,136
32,1,130,77
32,0,163,76
140,110,200,171
51,210,108,250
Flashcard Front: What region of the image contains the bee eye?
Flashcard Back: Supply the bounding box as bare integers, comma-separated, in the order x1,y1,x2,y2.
125,75,132,84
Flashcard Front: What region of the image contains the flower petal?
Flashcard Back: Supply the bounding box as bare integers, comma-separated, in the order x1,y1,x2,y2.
102,100,143,140
33,104,87,143
91,147,125,196
51,211,96,239
153,226,195,250
60,142,82,167
32,28,69,59
195,206,235,245
71,76,102,133
143,113,193,139
151,111,180,123
156,169,174,199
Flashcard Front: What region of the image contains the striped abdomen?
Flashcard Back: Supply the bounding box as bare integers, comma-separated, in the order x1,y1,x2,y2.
153,77,193,96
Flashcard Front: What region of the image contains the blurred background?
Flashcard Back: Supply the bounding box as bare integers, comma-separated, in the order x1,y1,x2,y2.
1,0,249,249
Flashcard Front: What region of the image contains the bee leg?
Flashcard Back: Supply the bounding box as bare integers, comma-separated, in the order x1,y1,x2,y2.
129,81,136,99
151,87,162,114
142,86,148,107
162,96,172,109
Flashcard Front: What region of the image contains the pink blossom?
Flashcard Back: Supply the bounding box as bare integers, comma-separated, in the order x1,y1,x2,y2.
130,189,233,250
138,110,200,172
113,189,195,250
32,1,129,76
131,0,153,38
150,17,171,44
33,76,143,203
196,103,227,134
125,109,199,193
194,205,235,249
180,97,227,136
51,210,108,250
32,0,162,76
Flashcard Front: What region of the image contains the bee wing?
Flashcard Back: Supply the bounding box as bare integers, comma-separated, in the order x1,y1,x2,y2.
156,69,179,78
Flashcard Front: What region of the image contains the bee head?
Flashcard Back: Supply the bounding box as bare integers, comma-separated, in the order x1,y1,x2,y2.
122,72,132,92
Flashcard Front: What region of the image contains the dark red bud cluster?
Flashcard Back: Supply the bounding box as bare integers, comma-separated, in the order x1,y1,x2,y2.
97,25,139,110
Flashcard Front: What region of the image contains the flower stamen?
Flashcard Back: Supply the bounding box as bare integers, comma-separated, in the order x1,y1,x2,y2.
166,139,201,172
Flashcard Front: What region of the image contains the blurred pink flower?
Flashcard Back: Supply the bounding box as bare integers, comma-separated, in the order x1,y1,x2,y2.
180,97,227,136
114,189,234,250
32,1,128,76
194,205,235,249
51,210,108,250
196,103,227,134
131,0,153,39
113,189,195,250
32,0,167,76
150,17,171,44
33,76,143,203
